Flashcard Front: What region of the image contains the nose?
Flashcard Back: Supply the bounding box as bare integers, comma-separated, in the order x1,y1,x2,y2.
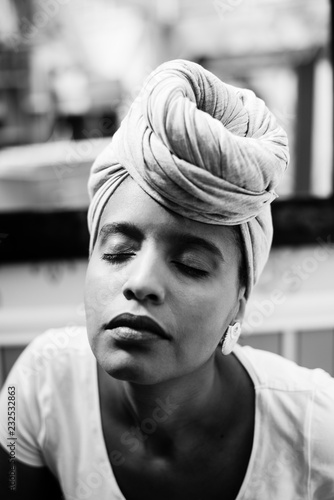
122,246,166,304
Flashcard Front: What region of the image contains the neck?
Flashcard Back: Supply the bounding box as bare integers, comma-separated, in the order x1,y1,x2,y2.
99,349,244,444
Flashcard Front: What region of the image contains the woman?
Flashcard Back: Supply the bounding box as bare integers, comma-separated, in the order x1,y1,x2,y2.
1,60,334,500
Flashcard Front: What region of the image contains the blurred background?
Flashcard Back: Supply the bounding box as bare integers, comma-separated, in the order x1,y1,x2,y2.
0,0,333,385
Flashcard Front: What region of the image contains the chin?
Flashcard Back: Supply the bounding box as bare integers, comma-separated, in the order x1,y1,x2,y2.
97,349,164,385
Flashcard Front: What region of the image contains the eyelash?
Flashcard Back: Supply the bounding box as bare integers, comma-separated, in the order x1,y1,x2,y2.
101,254,209,279
102,253,134,263
173,262,209,278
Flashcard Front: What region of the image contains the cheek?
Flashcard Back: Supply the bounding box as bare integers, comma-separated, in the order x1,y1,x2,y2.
175,279,237,345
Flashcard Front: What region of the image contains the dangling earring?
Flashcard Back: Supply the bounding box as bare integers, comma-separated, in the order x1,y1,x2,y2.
221,322,241,355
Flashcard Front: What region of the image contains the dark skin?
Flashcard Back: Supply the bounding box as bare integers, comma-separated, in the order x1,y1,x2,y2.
83,178,255,499
98,349,255,500
0,178,255,499
0,350,254,500
0,352,254,500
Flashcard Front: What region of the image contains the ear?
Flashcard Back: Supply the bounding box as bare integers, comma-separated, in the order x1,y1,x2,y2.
235,289,247,323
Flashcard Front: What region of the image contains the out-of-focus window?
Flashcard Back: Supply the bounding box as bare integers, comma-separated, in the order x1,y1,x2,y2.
0,0,332,214
0,0,331,200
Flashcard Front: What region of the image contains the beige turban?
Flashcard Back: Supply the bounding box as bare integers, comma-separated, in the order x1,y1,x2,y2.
88,60,289,298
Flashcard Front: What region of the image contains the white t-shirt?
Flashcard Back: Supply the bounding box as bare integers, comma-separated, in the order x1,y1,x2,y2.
0,327,334,500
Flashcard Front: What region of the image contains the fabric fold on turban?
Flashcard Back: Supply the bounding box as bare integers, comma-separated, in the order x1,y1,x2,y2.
88,59,289,298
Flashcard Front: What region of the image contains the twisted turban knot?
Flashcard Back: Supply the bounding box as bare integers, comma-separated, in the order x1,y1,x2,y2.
88,59,289,297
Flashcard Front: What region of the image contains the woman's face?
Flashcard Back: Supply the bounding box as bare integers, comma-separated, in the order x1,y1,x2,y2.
85,177,245,385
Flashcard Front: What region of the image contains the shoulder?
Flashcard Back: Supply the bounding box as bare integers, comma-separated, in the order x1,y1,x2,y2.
11,325,92,379
0,326,95,468
235,343,333,392
309,372,334,493
25,324,90,356
235,344,334,492
1,325,94,407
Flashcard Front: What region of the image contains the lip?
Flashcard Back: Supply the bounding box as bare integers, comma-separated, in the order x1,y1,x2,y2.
104,313,170,341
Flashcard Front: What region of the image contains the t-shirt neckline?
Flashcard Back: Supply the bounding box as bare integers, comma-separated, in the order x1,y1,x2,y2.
92,344,261,500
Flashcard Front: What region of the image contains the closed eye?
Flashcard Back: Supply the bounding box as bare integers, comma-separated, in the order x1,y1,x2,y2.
102,253,135,263
173,262,209,278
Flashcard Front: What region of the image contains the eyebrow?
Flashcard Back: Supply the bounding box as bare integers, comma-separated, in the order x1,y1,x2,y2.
98,222,225,261
173,233,225,262
99,222,143,244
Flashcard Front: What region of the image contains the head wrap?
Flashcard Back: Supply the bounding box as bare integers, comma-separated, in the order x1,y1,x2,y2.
88,59,289,298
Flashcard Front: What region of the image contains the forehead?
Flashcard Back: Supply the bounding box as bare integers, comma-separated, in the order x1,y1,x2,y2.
99,176,239,252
